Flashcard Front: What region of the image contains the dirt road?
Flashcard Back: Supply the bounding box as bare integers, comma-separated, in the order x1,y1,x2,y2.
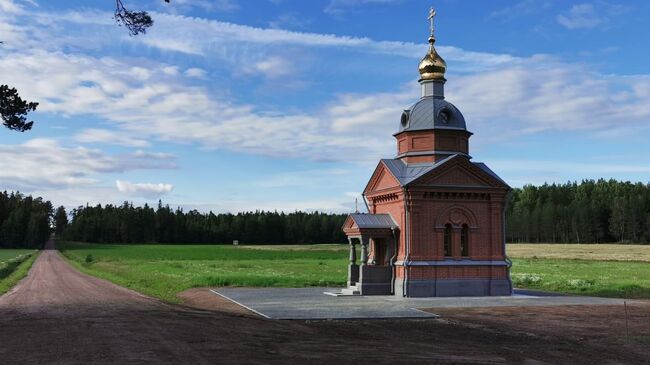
0,244,648,364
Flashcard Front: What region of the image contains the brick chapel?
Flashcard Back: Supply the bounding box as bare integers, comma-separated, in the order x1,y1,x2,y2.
342,8,512,297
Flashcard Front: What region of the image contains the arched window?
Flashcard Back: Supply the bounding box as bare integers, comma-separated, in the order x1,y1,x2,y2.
443,224,452,257
461,224,469,257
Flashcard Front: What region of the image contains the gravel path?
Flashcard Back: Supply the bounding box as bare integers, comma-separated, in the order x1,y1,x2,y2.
0,244,219,364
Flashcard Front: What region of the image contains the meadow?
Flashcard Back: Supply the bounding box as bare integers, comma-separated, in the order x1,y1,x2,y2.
0,249,35,262
0,249,39,295
59,242,349,302
507,244,650,262
58,242,650,302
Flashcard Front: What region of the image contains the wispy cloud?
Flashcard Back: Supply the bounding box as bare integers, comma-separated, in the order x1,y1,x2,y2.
0,139,176,190
556,3,628,30
26,9,515,75
116,180,174,198
184,67,207,78
162,0,239,14
75,129,151,148
324,0,402,16
488,0,551,21
268,12,309,29
490,158,650,187
255,168,351,188
556,4,604,29
0,0,24,14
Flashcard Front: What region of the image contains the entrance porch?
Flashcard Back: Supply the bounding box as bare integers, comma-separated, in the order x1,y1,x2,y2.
342,214,398,295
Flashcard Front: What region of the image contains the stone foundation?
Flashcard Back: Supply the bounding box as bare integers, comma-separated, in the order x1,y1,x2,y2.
396,278,512,297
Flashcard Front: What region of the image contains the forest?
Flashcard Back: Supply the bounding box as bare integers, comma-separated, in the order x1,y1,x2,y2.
2,179,650,248
506,179,650,243
61,202,348,245
0,191,53,249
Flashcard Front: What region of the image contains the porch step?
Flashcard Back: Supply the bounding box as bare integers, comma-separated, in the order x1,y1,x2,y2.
340,287,361,296
323,284,361,296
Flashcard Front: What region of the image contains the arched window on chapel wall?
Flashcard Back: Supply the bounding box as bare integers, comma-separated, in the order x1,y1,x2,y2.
443,224,452,257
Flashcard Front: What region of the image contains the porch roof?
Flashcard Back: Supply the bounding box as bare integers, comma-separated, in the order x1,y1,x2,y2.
347,213,398,229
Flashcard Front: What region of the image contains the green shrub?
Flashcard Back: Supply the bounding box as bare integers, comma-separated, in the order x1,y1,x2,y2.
512,273,543,286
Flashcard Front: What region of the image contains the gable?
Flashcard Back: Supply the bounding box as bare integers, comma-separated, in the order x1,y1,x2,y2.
364,162,401,194
410,158,508,189
342,215,357,230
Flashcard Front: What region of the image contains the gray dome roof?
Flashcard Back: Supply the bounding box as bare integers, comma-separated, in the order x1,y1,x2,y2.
397,97,466,134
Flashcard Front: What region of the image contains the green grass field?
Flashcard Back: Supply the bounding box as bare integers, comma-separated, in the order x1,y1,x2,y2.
510,259,649,298
0,249,39,295
58,242,650,302
0,249,35,262
59,242,349,302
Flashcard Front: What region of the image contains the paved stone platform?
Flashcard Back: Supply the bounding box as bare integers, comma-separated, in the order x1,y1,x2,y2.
211,287,634,320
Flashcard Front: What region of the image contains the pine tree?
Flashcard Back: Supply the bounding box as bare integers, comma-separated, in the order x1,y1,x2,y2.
54,206,68,235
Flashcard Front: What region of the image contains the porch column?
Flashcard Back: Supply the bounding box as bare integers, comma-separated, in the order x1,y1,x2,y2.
348,237,357,264
347,237,360,287
369,238,377,265
360,236,369,266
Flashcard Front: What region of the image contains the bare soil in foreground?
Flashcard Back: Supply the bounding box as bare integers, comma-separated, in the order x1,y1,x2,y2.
1,243,649,364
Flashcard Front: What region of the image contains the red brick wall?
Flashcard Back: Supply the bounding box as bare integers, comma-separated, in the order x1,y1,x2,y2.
394,130,470,158
408,197,503,261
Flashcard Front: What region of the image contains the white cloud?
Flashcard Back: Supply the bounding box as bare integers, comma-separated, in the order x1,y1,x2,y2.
328,86,416,133
447,57,650,140
184,67,206,78
0,49,382,161
162,66,180,76
490,158,650,187
0,139,177,190
557,4,604,29
75,128,151,147
116,180,174,197
493,159,650,175
256,168,351,188
87,12,513,73
324,0,401,16
5,7,518,77
252,56,293,78
268,12,308,29
488,0,551,21
167,0,239,13
0,0,23,14
143,12,415,55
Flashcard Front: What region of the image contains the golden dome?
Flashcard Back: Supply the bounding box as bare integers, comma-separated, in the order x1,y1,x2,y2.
418,35,446,81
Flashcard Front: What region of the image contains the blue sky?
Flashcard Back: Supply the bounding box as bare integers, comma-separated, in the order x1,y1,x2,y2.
1,0,649,213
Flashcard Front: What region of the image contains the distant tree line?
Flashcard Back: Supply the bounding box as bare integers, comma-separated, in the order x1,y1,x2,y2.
61,202,348,244
3,179,650,247
507,179,650,243
0,191,53,248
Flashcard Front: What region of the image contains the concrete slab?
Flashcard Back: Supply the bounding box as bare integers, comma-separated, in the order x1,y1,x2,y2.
212,288,436,319
211,287,638,320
